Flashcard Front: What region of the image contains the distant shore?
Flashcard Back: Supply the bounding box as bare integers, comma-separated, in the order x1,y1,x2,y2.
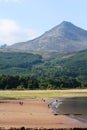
0,97,87,129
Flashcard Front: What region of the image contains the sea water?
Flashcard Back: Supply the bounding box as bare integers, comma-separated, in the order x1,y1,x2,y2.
50,97,87,123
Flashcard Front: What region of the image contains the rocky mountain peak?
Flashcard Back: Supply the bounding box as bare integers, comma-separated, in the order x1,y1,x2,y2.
9,21,87,53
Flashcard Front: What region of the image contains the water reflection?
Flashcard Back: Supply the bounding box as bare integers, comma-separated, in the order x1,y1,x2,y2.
50,97,87,123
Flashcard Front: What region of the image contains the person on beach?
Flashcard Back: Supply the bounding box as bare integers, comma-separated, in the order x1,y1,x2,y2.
19,101,23,105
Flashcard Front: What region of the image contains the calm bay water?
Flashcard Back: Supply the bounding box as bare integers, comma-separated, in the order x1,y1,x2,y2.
50,97,87,123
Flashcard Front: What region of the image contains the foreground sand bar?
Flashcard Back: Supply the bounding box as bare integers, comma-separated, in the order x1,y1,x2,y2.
0,98,87,129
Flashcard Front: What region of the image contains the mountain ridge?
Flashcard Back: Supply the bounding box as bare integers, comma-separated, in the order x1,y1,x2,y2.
9,21,87,53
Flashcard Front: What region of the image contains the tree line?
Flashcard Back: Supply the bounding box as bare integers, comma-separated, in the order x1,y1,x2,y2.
0,75,87,90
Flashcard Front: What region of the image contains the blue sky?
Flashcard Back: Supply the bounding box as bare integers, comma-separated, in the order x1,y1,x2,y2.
0,0,87,45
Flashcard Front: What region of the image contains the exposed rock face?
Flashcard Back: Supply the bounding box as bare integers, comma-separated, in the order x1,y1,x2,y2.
9,21,87,53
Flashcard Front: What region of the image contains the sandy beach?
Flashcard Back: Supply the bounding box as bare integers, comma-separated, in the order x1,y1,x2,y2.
0,98,87,129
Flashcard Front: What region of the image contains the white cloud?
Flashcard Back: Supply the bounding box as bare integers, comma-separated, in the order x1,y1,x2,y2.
0,19,38,45
0,19,19,33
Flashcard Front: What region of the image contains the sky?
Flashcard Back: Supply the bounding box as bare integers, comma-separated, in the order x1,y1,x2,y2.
0,0,87,45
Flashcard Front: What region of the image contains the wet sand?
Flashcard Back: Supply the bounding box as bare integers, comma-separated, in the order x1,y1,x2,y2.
0,98,87,129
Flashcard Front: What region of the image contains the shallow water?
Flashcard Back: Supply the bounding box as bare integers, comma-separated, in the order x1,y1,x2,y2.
50,97,87,123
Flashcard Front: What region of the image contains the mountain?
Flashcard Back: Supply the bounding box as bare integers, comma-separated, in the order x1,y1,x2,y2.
9,21,87,53
0,44,8,49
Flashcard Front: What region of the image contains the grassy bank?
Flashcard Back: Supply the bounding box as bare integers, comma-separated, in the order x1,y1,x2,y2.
0,127,87,130
0,89,87,99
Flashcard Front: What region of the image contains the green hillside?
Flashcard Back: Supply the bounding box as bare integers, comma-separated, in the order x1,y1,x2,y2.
0,52,43,75
0,50,87,77
56,50,87,77
0,50,87,89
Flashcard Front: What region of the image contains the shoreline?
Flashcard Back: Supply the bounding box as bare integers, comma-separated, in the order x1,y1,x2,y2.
50,97,87,124
0,98,87,129
0,127,87,130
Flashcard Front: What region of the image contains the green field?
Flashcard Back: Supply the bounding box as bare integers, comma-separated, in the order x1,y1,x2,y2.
0,89,87,99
